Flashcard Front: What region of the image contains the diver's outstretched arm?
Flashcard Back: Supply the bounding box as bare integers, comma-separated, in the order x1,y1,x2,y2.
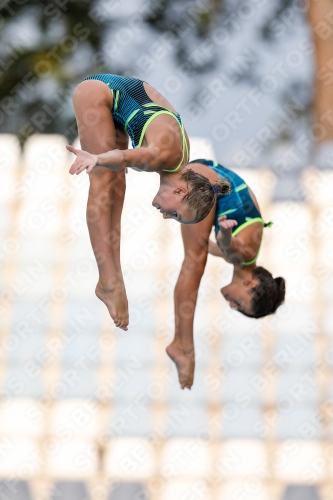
208,239,224,257
67,144,169,174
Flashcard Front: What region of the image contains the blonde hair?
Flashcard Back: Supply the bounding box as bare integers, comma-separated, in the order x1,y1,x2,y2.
181,168,231,222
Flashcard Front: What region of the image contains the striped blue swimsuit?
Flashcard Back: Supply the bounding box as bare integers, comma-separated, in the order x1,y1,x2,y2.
189,159,272,265
84,74,189,172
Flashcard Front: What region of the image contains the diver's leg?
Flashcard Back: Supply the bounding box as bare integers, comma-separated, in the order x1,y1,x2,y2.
108,125,128,274
95,126,129,325
166,211,215,389
72,79,128,330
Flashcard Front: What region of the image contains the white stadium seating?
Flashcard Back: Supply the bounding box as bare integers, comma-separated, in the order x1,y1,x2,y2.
0,135,331,499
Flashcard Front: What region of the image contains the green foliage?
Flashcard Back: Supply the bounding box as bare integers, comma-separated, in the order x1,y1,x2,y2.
0,0,112,141
0,0,311,143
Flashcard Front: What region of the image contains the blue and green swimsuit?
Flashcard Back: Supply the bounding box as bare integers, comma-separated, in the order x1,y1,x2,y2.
189,159,272,265
84,74,189,172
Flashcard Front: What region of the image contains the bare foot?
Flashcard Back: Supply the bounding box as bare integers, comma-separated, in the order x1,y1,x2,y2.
95,281,129,330
166,341,195,389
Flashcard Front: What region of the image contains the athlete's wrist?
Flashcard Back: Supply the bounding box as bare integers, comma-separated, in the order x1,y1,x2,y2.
217,232,231,249
97,150,126,170
93,154,100,167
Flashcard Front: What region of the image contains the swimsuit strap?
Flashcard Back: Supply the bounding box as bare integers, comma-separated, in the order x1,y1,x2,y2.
163,117,189,172
233,218,273,266
136,103,188,172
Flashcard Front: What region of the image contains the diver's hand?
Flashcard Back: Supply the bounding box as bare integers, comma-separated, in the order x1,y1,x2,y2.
218,215,238,231
67,145,98,175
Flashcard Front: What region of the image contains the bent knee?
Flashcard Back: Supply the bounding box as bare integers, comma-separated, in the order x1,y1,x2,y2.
89,167,126,187
89,165,115,182
73,80,113,108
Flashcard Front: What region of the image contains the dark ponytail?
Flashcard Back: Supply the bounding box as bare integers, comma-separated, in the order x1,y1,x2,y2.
181,168,230,223
240,267,286,319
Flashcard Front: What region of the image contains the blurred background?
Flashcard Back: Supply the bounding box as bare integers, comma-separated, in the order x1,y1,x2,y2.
1,0,333,499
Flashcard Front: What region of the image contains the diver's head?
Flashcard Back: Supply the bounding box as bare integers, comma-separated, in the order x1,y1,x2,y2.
152,168,230,224
221,266,286,318
151,179,194,224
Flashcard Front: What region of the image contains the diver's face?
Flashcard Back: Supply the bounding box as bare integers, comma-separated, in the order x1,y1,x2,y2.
152,188,196,224
221,279,258,315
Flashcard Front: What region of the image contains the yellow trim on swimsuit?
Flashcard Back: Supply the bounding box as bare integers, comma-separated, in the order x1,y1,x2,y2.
232,218,269,266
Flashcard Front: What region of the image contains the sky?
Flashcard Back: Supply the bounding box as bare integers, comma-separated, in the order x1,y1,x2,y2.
2,0,315,168
102,0,315,167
